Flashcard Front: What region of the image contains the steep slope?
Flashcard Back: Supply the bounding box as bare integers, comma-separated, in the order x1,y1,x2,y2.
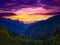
0,26,21,45
0,18,29,35
23,15,60,40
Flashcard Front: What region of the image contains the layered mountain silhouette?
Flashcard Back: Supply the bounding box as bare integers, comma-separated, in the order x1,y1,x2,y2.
0,14,60,40
24,15,60,40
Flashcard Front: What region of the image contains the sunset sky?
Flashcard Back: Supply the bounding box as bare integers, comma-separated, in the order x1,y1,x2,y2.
2,7,56,24
0,0,60,24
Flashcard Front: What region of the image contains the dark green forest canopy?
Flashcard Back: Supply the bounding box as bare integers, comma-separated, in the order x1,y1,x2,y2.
0,26,60,45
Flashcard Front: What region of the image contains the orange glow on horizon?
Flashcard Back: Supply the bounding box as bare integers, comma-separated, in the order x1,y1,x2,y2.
3,14,54,24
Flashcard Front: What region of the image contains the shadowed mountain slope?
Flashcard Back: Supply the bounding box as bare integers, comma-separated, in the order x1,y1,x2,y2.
23,15,60,40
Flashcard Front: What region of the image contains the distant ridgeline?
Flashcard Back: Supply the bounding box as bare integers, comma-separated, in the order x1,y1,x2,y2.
0,14,60,40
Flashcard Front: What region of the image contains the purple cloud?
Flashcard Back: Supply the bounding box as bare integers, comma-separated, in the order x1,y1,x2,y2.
0,13,16,17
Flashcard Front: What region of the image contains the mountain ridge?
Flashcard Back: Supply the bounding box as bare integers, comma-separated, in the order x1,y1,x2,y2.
0,14,60,40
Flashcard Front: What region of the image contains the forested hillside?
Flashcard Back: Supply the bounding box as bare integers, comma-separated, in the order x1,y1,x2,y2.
0,26,60,45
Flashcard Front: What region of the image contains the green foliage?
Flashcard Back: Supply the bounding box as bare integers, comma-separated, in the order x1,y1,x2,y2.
0,26,60,45
0,27,22,45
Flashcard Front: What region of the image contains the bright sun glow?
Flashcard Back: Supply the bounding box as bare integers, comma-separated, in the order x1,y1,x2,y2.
3,14,54,24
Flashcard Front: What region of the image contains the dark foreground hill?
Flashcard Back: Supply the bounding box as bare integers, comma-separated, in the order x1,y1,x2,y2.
0,25,60,45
